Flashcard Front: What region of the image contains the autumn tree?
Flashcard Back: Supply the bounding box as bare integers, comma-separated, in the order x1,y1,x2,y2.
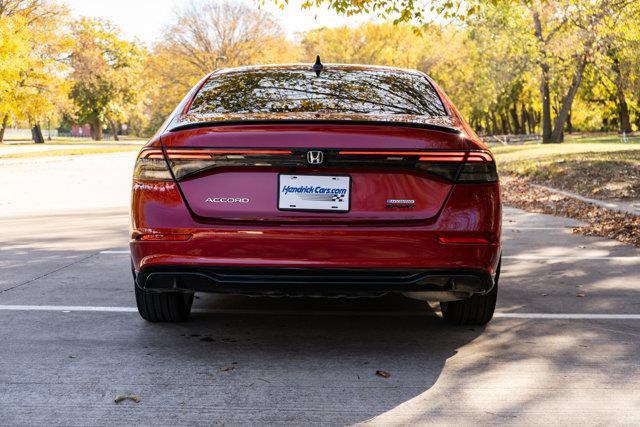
587,2,640,133
143,0,299,133
0,0,70,143
298,18,539,135
277,0,640,140
268,0,477,23
300,22,430,68
69,18,143,141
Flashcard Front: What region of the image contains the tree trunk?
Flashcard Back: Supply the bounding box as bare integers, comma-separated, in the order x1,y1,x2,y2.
32,123,45,144
110,121,119,141
539,64,553,142
91,119,103,141
0,114,7,143
490,112,499,135
611,56,632,133
525,108,535,134
501,112,511,134
532,11,553,143
549,41,593,143
510,105,521,134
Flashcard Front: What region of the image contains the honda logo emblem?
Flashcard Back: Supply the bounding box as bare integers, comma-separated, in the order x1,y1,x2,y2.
306,150,324,165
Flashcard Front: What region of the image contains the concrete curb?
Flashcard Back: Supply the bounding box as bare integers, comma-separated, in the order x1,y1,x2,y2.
531,183,640,216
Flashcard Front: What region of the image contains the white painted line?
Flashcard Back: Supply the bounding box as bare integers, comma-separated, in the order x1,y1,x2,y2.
504,227,573,230
494,313,640,319
0,305,427,316
0,305,137,312
100,250,130,254
503,255,640,261
198,310,640,319
1,305,640,319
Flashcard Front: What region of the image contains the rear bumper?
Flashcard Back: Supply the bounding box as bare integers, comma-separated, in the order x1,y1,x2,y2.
135,266,495,297
130,180,502,297
131,227,501,271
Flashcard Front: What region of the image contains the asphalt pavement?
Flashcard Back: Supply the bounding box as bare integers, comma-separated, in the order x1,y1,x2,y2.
1,152,639,425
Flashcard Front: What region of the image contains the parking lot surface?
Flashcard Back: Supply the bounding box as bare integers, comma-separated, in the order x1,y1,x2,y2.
1,153,639,424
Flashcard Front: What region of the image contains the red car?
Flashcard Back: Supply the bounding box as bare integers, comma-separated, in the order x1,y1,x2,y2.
130,61,501,325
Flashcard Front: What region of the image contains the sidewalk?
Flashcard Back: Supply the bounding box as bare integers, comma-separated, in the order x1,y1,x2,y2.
531,183,640,216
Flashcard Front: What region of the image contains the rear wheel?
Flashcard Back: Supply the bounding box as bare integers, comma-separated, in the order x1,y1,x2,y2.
440,259,500,326
134,284,194,322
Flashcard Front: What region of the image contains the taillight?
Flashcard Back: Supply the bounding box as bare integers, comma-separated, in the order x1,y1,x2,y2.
135,148,498,183
138,233,192,241
457,162,498,183
438,235,495,244
165,149,293,180
133,149,172,181
337,150,498,183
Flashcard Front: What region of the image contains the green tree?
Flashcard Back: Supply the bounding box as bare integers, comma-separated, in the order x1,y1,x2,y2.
277,0,640,140
69,18,143,141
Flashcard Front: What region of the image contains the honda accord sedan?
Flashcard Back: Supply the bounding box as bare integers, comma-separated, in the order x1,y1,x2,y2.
131,59,501,325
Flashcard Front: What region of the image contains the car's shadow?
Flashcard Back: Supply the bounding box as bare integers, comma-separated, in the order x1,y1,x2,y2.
133,293,485,424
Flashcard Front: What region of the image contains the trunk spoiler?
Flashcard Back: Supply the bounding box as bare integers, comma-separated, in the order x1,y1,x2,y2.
166,119,463,136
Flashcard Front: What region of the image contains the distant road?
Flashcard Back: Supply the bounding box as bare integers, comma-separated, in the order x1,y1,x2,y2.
0,151,137,216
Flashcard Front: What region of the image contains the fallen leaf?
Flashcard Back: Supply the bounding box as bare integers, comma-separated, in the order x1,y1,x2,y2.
114,394,140,404
376,370,390,378
500,176,640,247
220,366,235,372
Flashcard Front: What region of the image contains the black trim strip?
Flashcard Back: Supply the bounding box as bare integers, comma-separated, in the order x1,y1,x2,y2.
165,148,462,183
136,266,494,296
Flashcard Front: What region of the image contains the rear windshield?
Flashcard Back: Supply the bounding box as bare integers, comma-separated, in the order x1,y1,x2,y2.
188,68,447,117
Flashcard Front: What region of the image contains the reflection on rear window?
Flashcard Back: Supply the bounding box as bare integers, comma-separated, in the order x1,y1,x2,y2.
189,68,447,117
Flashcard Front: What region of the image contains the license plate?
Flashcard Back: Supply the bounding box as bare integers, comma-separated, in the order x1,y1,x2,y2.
278,174,351,212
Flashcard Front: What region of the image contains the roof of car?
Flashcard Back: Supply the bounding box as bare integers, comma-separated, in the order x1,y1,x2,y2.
212,63,426,77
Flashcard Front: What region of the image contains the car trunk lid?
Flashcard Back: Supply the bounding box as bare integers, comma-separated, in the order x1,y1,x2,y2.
161,122,485,225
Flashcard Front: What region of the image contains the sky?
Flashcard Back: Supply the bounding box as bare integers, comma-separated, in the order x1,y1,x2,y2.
63,0,375,44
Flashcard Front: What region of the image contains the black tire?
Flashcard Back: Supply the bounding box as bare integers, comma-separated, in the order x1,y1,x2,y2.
440,259,500,326
135,284,194,322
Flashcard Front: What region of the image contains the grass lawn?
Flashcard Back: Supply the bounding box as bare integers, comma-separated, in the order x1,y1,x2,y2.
492,139,640,200
0,145,143,159
4,136,145,145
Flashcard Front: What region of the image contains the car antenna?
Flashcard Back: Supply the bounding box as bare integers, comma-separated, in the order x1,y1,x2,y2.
312,55,323,77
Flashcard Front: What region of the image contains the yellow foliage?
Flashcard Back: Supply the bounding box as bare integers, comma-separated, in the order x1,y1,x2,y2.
0,2,71,129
